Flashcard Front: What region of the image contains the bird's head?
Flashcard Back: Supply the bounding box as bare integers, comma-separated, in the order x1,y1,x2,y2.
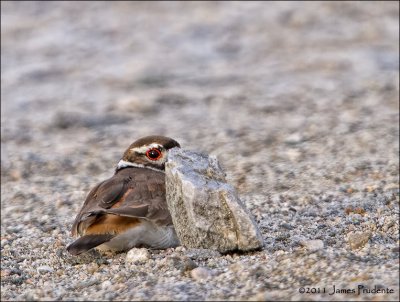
117,135,181,171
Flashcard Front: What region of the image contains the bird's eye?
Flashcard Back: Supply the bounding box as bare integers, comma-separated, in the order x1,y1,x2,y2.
146,148,162,160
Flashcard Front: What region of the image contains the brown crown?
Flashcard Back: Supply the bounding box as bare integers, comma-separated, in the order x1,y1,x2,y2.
121,135,181,164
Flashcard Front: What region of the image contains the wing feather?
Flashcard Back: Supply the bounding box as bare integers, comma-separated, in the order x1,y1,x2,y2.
70,167,172,236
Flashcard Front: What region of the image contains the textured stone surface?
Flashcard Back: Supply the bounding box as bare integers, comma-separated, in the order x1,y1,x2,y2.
165,148,263,253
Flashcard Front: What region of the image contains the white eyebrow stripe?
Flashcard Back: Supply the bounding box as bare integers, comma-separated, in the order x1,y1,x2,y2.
116,159,165,173
130,143,163,154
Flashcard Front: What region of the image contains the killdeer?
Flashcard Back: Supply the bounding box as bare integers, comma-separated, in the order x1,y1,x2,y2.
67,135,181,255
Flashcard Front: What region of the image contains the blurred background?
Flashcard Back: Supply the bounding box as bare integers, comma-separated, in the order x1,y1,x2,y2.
1,2,399,300
1,1,398,194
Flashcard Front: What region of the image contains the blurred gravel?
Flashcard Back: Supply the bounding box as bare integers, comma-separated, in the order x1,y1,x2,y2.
1,1,399,301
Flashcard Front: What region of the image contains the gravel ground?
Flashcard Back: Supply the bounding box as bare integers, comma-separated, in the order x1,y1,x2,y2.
1,1,399,301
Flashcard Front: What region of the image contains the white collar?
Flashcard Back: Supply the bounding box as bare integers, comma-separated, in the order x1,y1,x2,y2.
116,159,165,173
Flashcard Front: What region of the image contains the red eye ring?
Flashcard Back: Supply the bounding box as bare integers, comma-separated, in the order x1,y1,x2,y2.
146,148,162,161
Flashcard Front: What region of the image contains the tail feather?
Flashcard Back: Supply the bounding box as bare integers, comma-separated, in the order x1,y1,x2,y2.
67,234,114,255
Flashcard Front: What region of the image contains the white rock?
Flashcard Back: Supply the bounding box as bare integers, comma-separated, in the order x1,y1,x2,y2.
174,246,187,252
101,280,112,290
301,240,324,252
284,133,303,144
165,148,263,253
190,267,212,281
126,248,150,264
37,265,54,274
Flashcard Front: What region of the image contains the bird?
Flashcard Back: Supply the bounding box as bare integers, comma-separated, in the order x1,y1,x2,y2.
67,135,181,255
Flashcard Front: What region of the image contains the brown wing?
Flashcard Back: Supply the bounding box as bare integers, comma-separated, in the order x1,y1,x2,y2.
70,167,172,237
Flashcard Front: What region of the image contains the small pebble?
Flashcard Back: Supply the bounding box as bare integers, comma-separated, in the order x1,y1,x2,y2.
190,267,212,281
37,266,53,274
101,280,112,290
284,133,303,145
162,256,197,272
280,223,294,230
301,240,324,252
126,248,150,264
348,231,371,250
174,246,187,252
185,249,221,260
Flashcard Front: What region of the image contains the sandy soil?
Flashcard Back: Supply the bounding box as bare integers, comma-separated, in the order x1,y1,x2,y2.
1,1,399,301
